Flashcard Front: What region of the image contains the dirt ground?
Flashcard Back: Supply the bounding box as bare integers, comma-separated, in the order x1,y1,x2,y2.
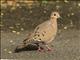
1,1,80,60
1,29,80,60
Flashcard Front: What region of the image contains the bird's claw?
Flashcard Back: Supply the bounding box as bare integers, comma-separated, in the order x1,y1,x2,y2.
38,47,44,52
47,48,52,51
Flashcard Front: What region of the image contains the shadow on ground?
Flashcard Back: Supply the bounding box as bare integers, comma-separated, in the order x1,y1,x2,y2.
14,44,38,53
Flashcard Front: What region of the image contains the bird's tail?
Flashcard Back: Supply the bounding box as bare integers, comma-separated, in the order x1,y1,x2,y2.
18,32,33,48
14,38,38,53
16,37,31,49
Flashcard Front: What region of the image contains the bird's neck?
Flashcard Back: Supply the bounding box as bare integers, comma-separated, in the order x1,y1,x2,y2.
50,18,57,25
50,18,58,29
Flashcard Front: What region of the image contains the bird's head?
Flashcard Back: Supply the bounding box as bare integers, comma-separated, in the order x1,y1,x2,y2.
50,12,60,19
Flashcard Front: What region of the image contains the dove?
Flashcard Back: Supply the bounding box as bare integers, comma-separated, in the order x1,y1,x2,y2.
16,11,60,52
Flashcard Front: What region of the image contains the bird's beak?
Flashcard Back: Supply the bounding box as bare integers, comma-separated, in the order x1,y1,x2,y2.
59,16,63,19
58,16,63,20
59,15,61,18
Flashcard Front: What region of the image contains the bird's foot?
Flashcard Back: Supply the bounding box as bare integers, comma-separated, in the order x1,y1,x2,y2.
38,49,42,52
38,47,44,52
45,45,52,51
47,48,52,51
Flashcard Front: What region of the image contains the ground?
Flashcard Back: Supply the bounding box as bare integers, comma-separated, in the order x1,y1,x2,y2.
1,29,80,60
1,1,80,60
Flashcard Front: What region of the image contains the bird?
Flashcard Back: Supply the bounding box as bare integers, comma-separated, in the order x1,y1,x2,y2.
16,11,60,52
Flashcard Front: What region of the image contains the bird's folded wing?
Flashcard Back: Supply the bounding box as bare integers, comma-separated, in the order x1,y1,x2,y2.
31,20,56,43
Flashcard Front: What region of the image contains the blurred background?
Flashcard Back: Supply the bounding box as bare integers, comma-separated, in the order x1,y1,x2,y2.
1,0,80,60
1,0,80,32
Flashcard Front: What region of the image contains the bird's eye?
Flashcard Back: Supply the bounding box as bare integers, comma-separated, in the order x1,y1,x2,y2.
54,14,56,16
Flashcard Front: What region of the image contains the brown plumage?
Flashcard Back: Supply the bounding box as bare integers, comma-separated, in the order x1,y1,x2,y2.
16,12,60,52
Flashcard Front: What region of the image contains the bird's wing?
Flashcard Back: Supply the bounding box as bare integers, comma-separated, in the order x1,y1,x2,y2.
31,20,56,43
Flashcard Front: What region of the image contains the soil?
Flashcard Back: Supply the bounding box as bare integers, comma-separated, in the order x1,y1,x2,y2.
1,29,80,60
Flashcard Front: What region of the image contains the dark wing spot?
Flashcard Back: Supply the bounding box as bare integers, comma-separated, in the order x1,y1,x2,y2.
39,38,41,40
33,37,36,40
37,34,40,37
34,34,37,36
42,33,44,36
36,27,39,30
35,31,37,34
35,31,39,34
43,31,46,33
34,34,40,37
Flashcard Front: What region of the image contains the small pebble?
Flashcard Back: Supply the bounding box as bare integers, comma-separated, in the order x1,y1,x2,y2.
71,13,74,15
4,49,7,51
9,26,14,29
78,3,80,7
8,51,12,54
16,32,20,35
10,40,13,43
67,14,70,17
30,10,33,13
16,3,20,7
64,26,67,30
56,0,59,2
64,0,68,3
21,28,24,31
43,11,46,13
1,13,4,16
12,30,16,33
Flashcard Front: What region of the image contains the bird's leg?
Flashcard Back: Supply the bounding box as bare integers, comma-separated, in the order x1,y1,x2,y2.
38,46,44,52
39,42,52,51
45,45,52,51
38,46,42,52
37,43,44,52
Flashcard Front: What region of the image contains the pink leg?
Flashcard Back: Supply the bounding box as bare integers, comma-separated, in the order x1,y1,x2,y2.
45,45,52,51
38,47,42,52
38,47,44,52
